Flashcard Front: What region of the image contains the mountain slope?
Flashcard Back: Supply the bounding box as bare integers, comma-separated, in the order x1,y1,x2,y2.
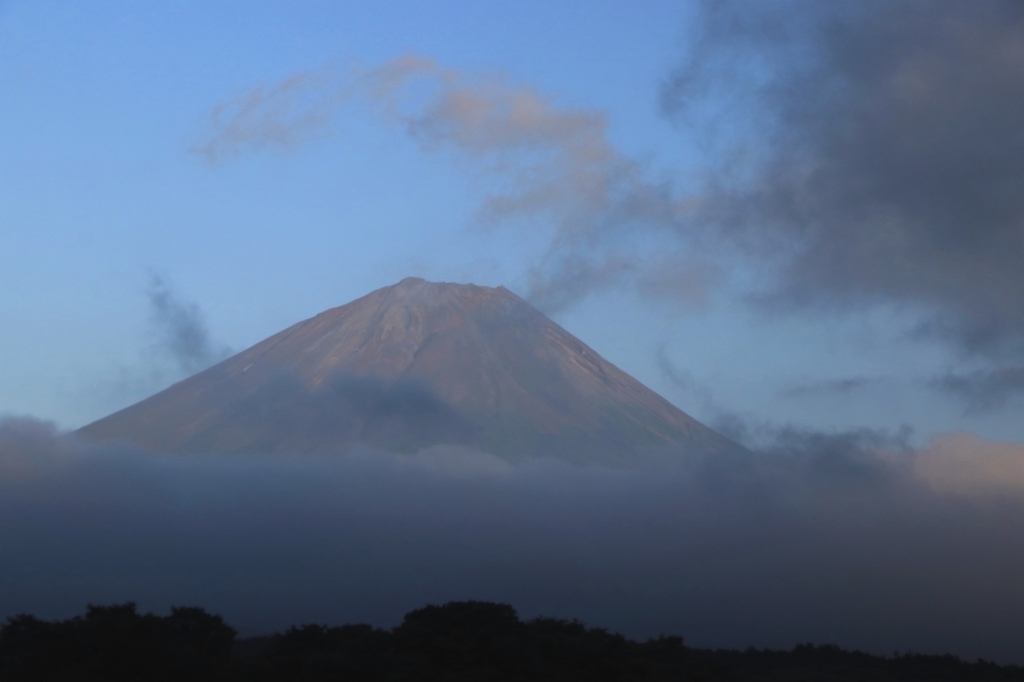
78,278,736,463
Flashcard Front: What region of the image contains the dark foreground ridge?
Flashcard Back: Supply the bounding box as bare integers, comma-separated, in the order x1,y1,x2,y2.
2,601,1020,681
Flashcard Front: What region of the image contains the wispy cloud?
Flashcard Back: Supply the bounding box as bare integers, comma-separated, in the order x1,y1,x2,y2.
191,70,340,164
195,3,1024,358
931,365,1024,414
781,377,877,400
193,56,711,312
146,273,232,375
654,346,720,417
94,275,235,412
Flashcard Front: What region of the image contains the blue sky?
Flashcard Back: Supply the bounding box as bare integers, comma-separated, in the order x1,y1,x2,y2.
2,0,1023,451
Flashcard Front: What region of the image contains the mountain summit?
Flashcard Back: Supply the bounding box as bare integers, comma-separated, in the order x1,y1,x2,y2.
79,278,735,463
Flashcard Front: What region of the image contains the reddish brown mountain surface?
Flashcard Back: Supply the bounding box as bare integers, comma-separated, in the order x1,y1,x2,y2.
78,278,736,463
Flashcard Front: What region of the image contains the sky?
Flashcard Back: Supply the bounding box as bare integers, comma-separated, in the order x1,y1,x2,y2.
5,0,1023,444
3,0,1024,663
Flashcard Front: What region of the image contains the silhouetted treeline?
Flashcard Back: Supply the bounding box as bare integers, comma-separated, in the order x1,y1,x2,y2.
2,600,1022,681
0,603,235,681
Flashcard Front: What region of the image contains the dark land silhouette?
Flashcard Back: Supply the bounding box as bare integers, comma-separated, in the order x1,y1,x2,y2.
1,601,1020,681
78,278,738,464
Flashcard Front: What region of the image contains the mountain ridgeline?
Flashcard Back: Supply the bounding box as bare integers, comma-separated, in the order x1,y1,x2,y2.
79,278,735,463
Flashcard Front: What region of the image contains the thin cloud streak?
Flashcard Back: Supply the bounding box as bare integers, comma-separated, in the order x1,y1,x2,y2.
146,273,232,376
781,377,877,399
931,365,1024,414
96,275,234,413
191,70,341,164
192,56,711,313
654,346,721,418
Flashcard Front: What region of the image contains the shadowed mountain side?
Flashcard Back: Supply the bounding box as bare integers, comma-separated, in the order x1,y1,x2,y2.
79,278,736,463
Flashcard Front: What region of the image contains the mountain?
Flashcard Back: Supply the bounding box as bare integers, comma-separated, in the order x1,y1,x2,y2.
78,278,736,463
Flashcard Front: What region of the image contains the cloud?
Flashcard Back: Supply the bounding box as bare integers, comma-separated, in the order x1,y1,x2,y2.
191,70,341,164
654,346,721,417
91,275,235,412
193,56,710,312
931,365,1024,414
146,273,232,375
5,416,1024,662
0,417,70,481
663,0,1024,359
913,431,1024,498
195,14,1024,344
724,420,912,471
781,377,877,399
210,371,480,455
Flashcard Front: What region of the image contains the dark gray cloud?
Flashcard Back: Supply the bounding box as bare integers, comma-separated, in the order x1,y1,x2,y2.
782,377,876,399
92,275,235,413
932,365,1024,414
664,0,1024,359
655,346,699,393
711,415,912,463
4,417,1024,662
654,346,721,418
146,273,232,375
214,372,479,454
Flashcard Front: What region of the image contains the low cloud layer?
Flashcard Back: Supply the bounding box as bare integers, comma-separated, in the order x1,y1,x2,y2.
4,417,1024,662
913,431,1024,498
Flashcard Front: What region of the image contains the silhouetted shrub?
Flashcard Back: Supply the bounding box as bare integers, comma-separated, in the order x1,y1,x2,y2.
0,602,235,681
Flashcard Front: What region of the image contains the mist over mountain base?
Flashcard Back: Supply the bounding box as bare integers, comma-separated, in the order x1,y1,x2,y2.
4,417,1024,664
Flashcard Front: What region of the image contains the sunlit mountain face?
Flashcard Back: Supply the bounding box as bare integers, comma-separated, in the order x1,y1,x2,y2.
79,278,737,464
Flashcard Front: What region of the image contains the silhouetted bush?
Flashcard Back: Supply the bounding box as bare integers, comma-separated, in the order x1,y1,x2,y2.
0,602,234,681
